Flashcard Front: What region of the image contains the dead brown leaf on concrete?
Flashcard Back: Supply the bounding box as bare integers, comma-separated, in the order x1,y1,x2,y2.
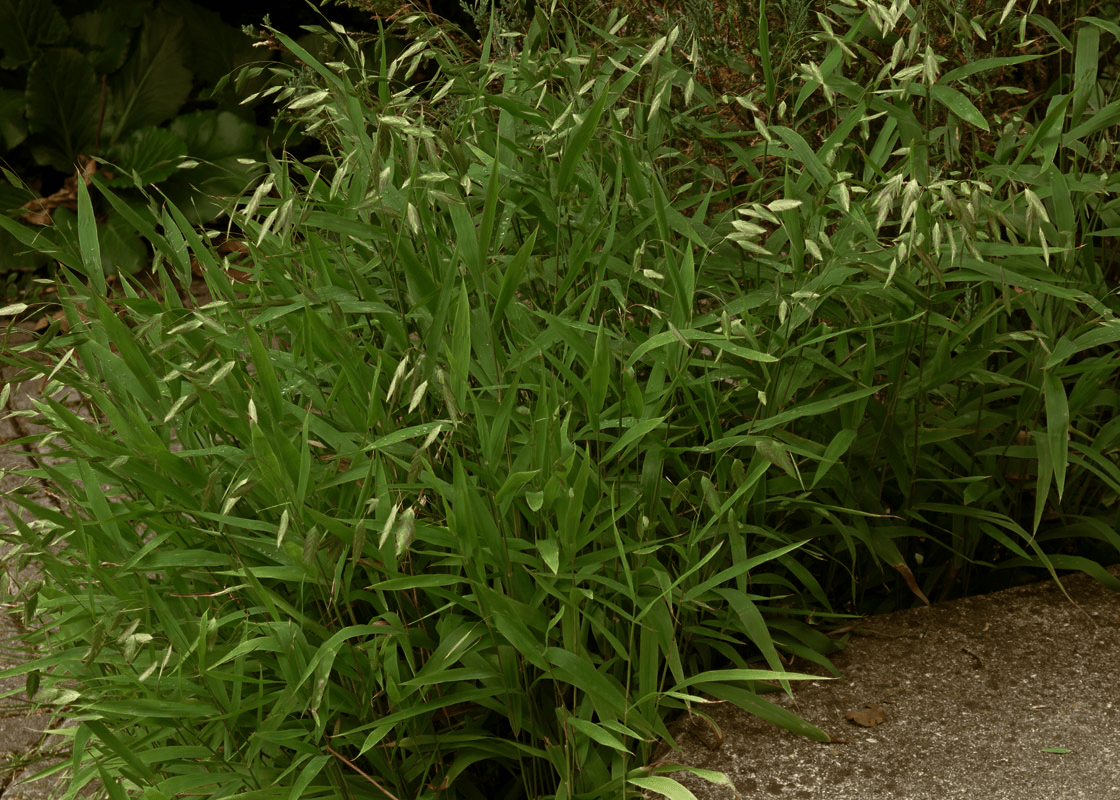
845,704,887,727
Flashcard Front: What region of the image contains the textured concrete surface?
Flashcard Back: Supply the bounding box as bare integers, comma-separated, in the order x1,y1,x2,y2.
662,564,1120,800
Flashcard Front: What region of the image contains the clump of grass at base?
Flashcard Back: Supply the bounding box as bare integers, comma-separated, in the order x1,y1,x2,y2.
0,8,840,799
1,1,1119,798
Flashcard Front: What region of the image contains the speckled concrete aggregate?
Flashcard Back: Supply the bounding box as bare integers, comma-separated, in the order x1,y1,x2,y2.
663,565,1120,800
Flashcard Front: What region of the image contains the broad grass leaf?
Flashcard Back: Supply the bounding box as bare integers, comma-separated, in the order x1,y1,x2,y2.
1071,25,1100,127
243,323,282,422
557,76,615,193
1011,554,1120,592
1043,371,1070,500
712,589,788,690
450,202,481,279
302,209,376,240
131,551,230,569
627,328,777,370
771,126,831,187
1067,98,1120,143
683,539,807,602
929,84,989,132
696,682,831,741
449,282,471,408
545,647,628,722
266,30,344,93
288,755,330,800
675,667,821,688
656,767,737,793
811,428,858,489
600,416,666,462
477,138,502,270
995,92,1071,178
368,421,447,450
84,720,157,783
536,538,560,575
495,469,539,514
1080,15,1120,39
951,258,1104,311
939,53,1045,83
478,588,549,671
566,717,632,754
491,228,537,329
696,335,776,363
251,421,289,496
589,323,610,419
76,177,106,295
1067,449,1120,501
628,776,699,800
363,574,467,593
750,385,880,433
560,451,593,555
90,699,218,718
404,621,483,688
756,439,802,487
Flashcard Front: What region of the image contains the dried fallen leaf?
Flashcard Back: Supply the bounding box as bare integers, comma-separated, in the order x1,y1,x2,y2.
20,156,98,226
845,704,887,727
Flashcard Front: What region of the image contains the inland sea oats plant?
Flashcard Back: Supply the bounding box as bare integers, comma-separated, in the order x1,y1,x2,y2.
0,0,1118,798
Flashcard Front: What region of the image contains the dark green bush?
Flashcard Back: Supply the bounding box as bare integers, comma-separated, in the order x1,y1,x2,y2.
0,0,269,278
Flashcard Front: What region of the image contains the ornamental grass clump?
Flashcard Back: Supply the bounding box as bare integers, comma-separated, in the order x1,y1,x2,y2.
0,1,1118,798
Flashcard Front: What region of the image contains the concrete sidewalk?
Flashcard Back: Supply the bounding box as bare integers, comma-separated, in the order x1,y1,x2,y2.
663,564,1120,800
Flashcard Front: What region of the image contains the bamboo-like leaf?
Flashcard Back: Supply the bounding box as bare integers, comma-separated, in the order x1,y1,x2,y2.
1043,371,1069,500
771,126,831,187
84,720,158,782
589,324,610,419
1070,25,1100,128
546,647,628,722
713,588,789,691
701,682,831,741
939,53,1044,84
557,73,618,193
75,171,106,295
566,717,632,754
1067,97,1120,142
929,84,989,131
244,322,283,423
628,776,699,800
599,416,666,463
491,227,536,329
758,0,775,107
